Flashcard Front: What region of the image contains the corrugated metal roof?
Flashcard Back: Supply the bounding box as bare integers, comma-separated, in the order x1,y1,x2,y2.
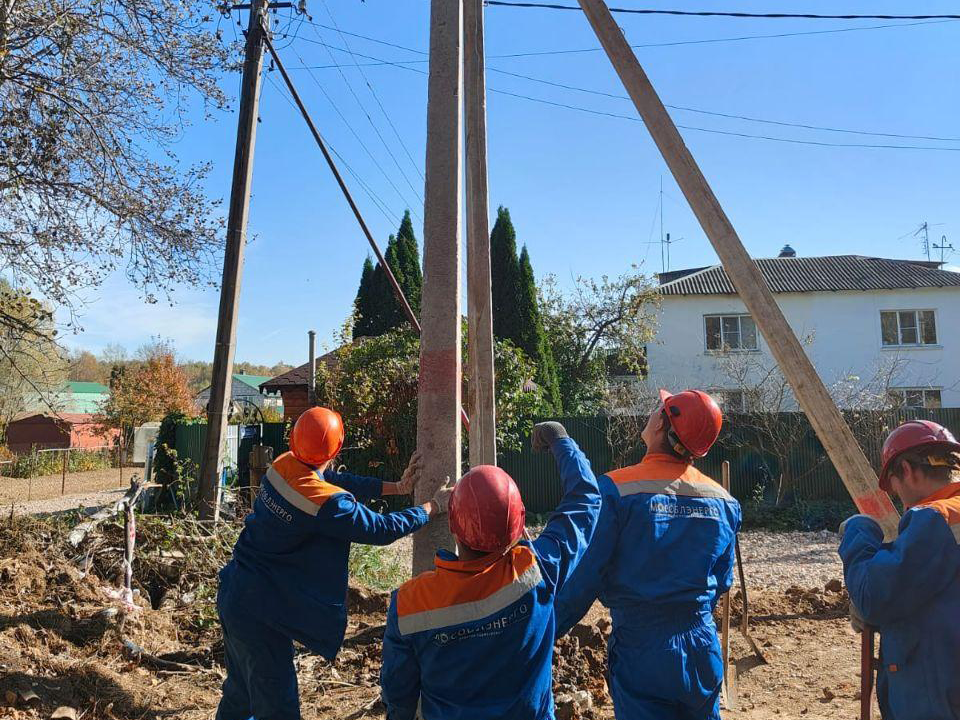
65,381,108,394
659,255,960,295
260,350,340,390
233,373,272,389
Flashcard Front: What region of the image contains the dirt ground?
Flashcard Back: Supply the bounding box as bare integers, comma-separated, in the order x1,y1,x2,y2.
0,515,876,720
0,468,137,510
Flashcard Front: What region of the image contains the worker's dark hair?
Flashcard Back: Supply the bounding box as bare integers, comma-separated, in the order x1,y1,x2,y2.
892,448,960,483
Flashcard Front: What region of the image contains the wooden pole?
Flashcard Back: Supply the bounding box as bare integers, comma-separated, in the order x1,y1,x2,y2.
61,448,68,496
198,0,269,520
720,460,732,708
576,0,899,538
413,0,463,574
464,0,497,467
860,626,875,720
307,330,317,407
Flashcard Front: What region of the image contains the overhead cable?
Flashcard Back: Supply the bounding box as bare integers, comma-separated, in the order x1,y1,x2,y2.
484,2,960,20
290,37,960,150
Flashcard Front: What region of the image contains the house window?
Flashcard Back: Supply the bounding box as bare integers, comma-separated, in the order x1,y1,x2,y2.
705,314,758,351
712,389,747,413
888,388,942,409
881,310,937,347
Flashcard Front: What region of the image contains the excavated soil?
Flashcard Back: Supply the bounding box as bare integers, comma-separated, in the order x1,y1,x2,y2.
0,516,876,720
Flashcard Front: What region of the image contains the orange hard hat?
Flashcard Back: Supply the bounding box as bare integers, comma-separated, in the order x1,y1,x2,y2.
289,407,345,467
659,388,723,458
448,465,526,554
878,420,960,492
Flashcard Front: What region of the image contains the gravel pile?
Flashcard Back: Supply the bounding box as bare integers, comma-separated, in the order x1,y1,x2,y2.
738,530,844,592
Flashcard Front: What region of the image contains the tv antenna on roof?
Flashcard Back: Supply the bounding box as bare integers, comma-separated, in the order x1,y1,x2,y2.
933,235,954,265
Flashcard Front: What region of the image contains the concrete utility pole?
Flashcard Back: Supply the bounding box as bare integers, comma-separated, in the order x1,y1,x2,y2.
307,330,317,406
414,0,464,574
464,0,497,468
577,0,900,538
198,0,269,520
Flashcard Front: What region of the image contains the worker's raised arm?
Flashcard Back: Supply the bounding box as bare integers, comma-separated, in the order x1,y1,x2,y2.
840,508,960,626
318,493,432,546
529,423,601,596
380,595,421,720
554,476,619,637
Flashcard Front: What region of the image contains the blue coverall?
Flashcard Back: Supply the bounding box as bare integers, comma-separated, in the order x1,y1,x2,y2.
216,451,429,720
839,482,960,720
379,437,601,720
555,453,742,720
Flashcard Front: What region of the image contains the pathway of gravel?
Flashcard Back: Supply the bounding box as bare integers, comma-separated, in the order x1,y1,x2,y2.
738,530,844,592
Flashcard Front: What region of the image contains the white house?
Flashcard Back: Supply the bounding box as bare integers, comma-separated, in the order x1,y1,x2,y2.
646,250,960,411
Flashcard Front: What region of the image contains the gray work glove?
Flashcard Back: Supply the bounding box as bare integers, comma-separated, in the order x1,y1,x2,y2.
838,514,873,537
532,422,569,453
431,476,456,515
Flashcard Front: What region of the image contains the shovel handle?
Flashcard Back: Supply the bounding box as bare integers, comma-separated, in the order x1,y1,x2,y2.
860,625,875,720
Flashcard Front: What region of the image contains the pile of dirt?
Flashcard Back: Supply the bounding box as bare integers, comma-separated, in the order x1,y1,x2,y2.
552,620,611,719
730,581,849,621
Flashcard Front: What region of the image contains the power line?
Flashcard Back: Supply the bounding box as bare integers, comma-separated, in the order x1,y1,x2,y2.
485,66,960,143
316,0,425,182
484,2,960,21
289,39,960,152
291,45,422,221
263,72,401,227
305,22,425,216
296,16,955,62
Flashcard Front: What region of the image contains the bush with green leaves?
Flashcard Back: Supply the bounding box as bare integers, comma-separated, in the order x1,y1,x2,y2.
315,324,545,479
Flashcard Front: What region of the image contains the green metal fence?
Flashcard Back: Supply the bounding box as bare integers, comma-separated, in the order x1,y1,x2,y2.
174,408,960,513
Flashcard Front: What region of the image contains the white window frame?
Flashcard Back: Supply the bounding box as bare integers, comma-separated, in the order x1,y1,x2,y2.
888,387,942,409
704,314,759,353
880,309,938,348
710,389,747,413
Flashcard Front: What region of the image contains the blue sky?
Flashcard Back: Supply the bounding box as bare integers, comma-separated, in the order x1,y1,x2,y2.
59,0,960,366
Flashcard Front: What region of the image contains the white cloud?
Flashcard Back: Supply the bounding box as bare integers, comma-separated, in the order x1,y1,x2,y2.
57,281,217,358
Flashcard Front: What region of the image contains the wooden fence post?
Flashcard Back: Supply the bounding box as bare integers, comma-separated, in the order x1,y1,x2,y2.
61,449,69,496
248,445,272,506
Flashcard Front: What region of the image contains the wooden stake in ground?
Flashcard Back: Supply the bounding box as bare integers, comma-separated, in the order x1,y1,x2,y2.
577,0,899,538
720,461,733,708
464,0,497,468
414,0,464,574
198,0,270,520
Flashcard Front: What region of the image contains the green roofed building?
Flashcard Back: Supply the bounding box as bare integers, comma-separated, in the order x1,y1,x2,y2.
195,374,282,414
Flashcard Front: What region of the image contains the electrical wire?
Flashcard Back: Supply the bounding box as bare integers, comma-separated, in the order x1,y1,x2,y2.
296,16,955,61
291,45,422,221
483,2,960,20
306,21,425,216
317,0,425,181
263,73,401,228
290,39,960,151
485,66,960,143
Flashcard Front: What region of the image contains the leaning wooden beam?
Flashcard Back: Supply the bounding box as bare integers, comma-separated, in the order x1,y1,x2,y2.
464,0,498,467
414,0,464,574
577,0,900,538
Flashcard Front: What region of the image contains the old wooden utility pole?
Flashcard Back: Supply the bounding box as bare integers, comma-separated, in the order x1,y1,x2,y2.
464,0,497,467
414,0,464,574
198,0,269,520
577,0,900,538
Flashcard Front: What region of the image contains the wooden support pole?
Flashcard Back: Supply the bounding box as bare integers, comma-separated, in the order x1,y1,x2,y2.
464,0,497,467
413,0,464,574
720,460,732,708
198,0,269,520
577,0,900,538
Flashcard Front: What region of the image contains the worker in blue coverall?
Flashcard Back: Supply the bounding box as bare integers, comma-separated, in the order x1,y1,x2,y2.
379,421,601,720
216,407,445,720
839,419,960,720
555,389,741,720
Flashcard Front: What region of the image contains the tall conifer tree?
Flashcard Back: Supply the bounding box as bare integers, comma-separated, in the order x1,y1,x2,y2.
490,206,522,344
518,245,562,412
353,256,377,338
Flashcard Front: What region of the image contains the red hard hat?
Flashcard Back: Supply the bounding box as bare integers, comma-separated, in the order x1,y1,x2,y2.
878,420,960,492
659,388,723,459
448,465,526,554
289,407,345,467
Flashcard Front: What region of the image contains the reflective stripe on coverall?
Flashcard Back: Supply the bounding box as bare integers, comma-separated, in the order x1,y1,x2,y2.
555,453,742,720
379,438,601,720
216,452,429,720
839,482,960,720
